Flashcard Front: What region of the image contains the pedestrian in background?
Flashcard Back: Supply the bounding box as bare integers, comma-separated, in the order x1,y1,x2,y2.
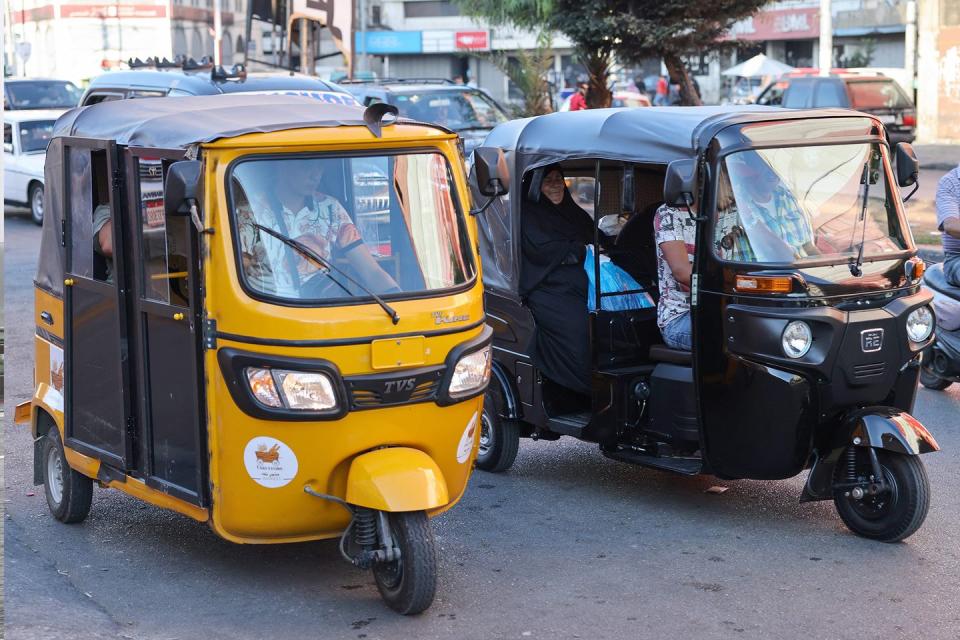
570,82,589,111
654,75,669,106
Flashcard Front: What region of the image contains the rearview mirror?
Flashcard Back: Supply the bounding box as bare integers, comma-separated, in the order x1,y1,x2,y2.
895,142,919,188
164,160,202,217
621,165,635,213
473,147,509,197
663,159,696,207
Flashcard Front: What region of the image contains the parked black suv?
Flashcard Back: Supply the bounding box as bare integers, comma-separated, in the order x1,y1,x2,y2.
756,73,915,143
341,79,509,155
79,57,356,107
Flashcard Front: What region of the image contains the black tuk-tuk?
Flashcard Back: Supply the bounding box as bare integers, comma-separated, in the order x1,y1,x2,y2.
469,106,939,542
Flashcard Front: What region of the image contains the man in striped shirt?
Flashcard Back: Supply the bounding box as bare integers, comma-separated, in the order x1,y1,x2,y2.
936,165,960,286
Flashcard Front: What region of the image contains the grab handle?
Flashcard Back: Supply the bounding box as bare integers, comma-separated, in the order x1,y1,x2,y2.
40,311,54,325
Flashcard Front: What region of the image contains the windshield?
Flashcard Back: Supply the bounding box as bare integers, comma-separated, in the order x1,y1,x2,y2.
7,81,81,109
18,120,56,153
714,144,907,265
393,90,508,130
229,152,476,304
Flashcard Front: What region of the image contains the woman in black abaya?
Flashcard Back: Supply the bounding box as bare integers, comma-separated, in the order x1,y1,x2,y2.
520,165,595,396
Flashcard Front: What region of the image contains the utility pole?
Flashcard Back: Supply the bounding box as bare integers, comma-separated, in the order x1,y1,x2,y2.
905,0,917,100
818,0,832,76
214,0,223,65
358,0,367,73
299,18,310,74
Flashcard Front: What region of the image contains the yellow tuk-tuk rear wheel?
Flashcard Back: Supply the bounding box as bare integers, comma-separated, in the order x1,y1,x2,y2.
42,428,93,524
372,511,437,615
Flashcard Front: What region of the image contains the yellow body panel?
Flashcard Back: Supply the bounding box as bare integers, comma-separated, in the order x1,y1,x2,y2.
27,123,483,545
344,447,449,511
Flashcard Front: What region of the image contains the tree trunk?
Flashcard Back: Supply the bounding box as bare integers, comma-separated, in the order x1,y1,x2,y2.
663,53,702,106
583,49,612,108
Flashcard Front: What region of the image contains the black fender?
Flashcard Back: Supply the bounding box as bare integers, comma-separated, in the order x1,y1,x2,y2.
490,360,520,420
800,407,939,502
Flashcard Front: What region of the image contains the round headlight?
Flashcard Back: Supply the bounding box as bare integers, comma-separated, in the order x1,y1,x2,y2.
906,306,934,342
782,321,813,359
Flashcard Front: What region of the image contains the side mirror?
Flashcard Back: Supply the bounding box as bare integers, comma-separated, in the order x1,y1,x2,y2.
895,142,919,188
164,160,202,217
663,159,696,207
621,165,635,213
473,147,509,197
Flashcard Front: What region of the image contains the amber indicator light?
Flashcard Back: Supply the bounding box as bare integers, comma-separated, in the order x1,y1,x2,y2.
735,275,793,293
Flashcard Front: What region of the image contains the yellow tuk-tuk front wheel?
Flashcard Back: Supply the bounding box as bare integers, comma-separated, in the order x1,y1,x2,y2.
372,511,437,615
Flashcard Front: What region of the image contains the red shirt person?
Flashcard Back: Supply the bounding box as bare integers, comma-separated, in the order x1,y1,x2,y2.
569,82,588,111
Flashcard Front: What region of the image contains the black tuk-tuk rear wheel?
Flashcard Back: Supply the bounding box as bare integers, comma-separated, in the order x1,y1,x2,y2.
833,450,930,543
372,511,437,615
919,352,951,390
42,428,93,524
475,387,520,473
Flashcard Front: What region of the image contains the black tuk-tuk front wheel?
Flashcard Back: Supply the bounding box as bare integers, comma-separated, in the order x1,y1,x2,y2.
372,511,437,615
475,388,520,473
833,450,930,543
919,357,952,390
42,428,93,524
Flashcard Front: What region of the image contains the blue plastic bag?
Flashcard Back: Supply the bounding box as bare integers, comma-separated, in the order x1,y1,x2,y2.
584,245,655,311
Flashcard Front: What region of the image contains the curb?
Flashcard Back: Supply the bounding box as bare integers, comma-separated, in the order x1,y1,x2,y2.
924,162,957,171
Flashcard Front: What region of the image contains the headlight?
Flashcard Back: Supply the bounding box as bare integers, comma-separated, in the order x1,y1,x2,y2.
245,367,338,411
781,321,813,359
906,306,934,342
447,345,492,398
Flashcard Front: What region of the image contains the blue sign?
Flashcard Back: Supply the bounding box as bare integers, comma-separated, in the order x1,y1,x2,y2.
355,31,422,55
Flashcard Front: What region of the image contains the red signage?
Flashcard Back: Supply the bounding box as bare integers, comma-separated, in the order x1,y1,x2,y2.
60,4,167,18
727,7,819,41
455,31,489,51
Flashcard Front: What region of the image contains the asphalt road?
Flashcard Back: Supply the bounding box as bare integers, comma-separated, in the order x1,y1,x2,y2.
4,210,960,640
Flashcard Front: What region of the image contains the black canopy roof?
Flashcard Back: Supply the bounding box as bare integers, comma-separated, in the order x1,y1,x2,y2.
52,93,439,149
483,105,869,169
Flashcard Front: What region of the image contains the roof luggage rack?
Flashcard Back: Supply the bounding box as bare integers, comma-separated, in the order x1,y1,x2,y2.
126,56,215,71
339,77,456,86
212,63,247,81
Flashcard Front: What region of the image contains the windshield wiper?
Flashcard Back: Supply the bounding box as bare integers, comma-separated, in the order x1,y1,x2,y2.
252,223,400,325
849,162,871,277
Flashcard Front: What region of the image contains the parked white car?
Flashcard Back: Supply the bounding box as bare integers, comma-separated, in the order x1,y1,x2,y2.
4,109,64,224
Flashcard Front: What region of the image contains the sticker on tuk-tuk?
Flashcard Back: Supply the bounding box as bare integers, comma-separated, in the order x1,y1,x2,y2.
49,344,64,392
243,437,299,488
456,413,478,464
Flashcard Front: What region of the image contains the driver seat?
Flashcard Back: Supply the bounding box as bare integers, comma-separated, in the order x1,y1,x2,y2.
648,344,692,365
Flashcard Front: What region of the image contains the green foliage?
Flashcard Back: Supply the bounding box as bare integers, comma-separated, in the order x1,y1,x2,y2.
488,31,556,117
841,38,876,68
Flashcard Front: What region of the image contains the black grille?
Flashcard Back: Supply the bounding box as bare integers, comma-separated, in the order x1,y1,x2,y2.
346,367,444,409
852,362,885,379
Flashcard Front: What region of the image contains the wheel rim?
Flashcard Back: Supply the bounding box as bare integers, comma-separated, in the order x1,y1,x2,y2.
478,412,493,457
46,445,64,505
375,555,403,590
845,465,899,521
32,188,44,218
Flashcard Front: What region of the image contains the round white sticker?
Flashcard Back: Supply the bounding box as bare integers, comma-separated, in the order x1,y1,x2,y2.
456,413,479,464
243,437,299,488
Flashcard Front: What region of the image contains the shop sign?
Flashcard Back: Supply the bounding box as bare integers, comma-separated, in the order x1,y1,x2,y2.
728,7,819,41
455,31,489,51
355,30,422,54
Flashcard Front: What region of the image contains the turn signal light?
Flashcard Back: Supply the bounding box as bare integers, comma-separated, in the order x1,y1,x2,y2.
735,275,794,293
906,257,925,281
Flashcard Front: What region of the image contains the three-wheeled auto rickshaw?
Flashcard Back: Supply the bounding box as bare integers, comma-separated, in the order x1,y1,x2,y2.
15,94,493,613
469,106,939,542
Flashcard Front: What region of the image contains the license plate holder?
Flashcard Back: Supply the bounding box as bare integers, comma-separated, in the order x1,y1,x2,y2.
371,336,426,369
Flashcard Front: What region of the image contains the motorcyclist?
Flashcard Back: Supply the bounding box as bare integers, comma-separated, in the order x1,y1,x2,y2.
936,164,960,286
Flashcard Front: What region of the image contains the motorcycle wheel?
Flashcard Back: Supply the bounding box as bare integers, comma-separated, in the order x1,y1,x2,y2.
372,511,437,615
833,450,929,543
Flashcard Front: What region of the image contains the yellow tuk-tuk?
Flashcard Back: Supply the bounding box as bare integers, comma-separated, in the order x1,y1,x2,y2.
15,94,502,614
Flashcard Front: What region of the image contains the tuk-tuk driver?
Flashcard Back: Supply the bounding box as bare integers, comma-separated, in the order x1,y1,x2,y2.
235,159,399,298
655,202,696,351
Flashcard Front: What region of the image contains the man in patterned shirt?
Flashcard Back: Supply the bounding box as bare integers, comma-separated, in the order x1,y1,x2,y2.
235,159,398,298
654,202,697,350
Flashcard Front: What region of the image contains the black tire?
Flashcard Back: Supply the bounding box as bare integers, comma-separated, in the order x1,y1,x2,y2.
372,511,437,615
833,450,930,543
29,183,44,226
920,349,951,390
475,388,520,473
42,428,93,524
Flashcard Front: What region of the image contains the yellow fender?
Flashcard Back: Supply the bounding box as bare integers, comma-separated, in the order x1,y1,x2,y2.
345,447,449,512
